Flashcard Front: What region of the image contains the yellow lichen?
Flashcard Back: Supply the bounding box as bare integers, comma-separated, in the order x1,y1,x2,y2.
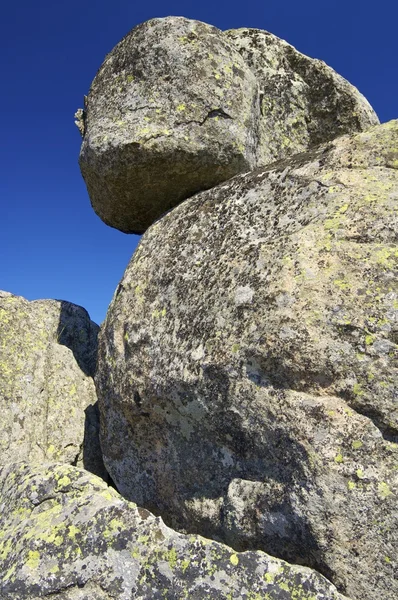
378,482,393,499
230,553,239,566
26,550,40,569
57,475,71,487
181,558,190,573
68,525,79,540
353,383,364,397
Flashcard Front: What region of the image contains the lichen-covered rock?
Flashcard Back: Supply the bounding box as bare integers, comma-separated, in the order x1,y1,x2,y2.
0,292,105,478
0,462,348,600
79,17,259,234
224,28,378,166
78,17,378,234
97,121,398,600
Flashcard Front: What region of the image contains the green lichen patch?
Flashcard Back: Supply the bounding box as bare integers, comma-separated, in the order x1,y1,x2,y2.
0,462,346,600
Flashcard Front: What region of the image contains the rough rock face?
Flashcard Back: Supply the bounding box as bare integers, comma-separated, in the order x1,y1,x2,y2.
97,121,398,600
78,16,378,234
225,28,378,166
0,463,347,600
79,17,259,234
0,292,105,478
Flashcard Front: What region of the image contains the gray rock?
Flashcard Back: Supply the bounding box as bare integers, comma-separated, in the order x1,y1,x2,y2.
224,27,378,166
0,293,105,479
78,17,378,234
0,462,348,600
79,16,259,234
97,121,398,600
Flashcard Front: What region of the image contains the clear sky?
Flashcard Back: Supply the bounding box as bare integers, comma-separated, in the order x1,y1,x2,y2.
1,0,396,325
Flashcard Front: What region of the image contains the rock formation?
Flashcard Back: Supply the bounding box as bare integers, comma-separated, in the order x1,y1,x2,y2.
96,120,398,600
78,16,378,234
0,292,105,478
0,462,347,599
1,14,395,600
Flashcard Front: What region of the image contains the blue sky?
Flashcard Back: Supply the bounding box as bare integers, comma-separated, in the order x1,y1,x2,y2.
1,0,396,325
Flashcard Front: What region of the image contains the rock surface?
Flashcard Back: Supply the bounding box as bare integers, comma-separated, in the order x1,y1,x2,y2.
0,292,105,478
78,17,378,234
97,121,398,600
0,462,348,600
79,17,259,234
225,27,378,166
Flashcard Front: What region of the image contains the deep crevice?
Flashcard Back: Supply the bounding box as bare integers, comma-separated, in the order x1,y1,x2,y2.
175,107,233,128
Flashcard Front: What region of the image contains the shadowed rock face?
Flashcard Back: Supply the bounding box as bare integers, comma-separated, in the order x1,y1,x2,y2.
78,16,378,234
225,27,379,163
97,121,398,600
0,292,105,479
0,462,348,600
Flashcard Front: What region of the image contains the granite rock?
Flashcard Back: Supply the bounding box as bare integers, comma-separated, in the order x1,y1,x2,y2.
78,17,378,233
97,121,398,600
0,462,347,600
0,292,105,478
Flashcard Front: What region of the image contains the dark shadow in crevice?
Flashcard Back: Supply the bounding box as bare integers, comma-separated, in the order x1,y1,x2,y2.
347,403,398,444
82,402,115,486
56,300,99,377
56,302,114,486
244,350,335,392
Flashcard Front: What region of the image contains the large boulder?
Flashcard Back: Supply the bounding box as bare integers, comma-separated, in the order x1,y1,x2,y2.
97,121,398,600
0,292,105,478
78,17,378,234
79,17,259,234
0,462,347,600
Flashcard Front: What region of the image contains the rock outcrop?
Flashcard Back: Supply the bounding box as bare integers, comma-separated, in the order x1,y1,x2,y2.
2,14,393,600
0,462,347,600
96,120,398,600
78,16,378,234
0,292,105,478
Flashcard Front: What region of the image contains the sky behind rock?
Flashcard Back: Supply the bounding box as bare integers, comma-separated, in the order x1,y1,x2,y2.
1,0,396,325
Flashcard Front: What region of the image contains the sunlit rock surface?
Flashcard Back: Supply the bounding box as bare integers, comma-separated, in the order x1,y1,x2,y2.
97,121,398,600
0,292,105,478
0,462,347,600
78,17,378,233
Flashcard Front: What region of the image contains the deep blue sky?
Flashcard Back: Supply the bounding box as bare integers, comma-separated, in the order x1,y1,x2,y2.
1,1,396,325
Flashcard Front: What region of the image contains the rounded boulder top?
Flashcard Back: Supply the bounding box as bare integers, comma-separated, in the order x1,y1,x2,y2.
78,16,259,233
78,16,379,234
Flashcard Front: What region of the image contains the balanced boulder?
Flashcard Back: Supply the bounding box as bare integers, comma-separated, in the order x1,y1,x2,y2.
0,462,346,600
0,292,105,478
78,17,378,233
97,121,398,600
79,17,259,233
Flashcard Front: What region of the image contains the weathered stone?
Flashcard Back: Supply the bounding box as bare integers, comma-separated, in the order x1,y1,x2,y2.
78,17,378,234
0,292,105,478
0,462,347,599
97,121,398,600
79,17,259,234
224,27,378,166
